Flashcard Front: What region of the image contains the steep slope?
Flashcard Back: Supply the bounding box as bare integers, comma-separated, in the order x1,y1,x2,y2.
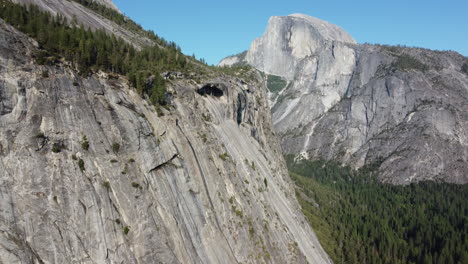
12,0,152,47
0,3,331,264
220,14,468,184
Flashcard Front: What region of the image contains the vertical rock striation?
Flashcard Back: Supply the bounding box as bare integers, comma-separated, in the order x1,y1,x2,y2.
0,7,331,263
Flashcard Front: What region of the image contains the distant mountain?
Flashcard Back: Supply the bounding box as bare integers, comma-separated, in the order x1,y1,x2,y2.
220,14,468,184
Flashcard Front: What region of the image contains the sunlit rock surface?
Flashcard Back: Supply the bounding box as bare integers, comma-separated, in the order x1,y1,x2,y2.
220,14,468,184
0,6,331,263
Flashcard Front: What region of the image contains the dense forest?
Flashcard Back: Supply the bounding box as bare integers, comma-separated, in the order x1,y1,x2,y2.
286,156,468,264
0,0,191,105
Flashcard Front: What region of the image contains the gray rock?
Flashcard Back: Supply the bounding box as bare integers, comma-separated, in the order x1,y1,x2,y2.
221,14,468,184
244,14,355,80
0,16,331,264
218,51,247,67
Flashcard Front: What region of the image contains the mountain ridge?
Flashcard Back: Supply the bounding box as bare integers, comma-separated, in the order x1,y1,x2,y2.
220,14,468,184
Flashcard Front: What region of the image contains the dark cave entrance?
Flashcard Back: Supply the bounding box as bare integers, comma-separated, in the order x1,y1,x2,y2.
197,84,224,97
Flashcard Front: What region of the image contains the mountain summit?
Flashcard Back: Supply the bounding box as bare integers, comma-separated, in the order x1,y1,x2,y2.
221,14,355,79
286,14,356,44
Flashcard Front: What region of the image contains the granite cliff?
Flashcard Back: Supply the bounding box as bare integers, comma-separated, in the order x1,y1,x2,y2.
0,2,331,263
220,14,468,184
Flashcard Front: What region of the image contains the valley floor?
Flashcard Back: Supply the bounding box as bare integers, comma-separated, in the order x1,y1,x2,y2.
287,156,468,264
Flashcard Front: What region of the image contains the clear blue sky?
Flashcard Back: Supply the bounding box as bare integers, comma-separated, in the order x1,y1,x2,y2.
113,0,468,65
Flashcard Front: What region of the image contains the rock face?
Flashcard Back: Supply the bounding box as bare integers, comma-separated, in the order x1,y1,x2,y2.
243,14,356,80
220,14,468,184
0,6,331,264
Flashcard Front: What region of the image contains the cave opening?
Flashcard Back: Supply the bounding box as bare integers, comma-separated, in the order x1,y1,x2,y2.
197,84,224,97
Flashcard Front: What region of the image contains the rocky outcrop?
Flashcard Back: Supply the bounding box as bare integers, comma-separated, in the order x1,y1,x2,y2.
221,14,468,184
219,51,247,67
93,0,120,12
0,13,331,264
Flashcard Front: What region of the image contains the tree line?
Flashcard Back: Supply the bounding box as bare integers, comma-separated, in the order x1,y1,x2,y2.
286,156,468,264
70,0,176,49
0,0,190,105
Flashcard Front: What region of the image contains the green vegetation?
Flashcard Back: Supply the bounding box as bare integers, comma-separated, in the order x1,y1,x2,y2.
81,135,89,151
200,133,207,143
462,63,468,74
51,142,62,153
244,159,256,171
379,44,409,54
0,0,189,106
73,0,258,82
71,0,174,48
102,181,111,190
286,156,468,264
392,54,429,72
248,225,255,238
232,205,244,218
78,158,85,172
0,0,259,108
266,74,287,93
215,65,257,82
377,44,429,73
123,226,130,235
112,142,120,153
201,113,212,122
219,152,230,161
